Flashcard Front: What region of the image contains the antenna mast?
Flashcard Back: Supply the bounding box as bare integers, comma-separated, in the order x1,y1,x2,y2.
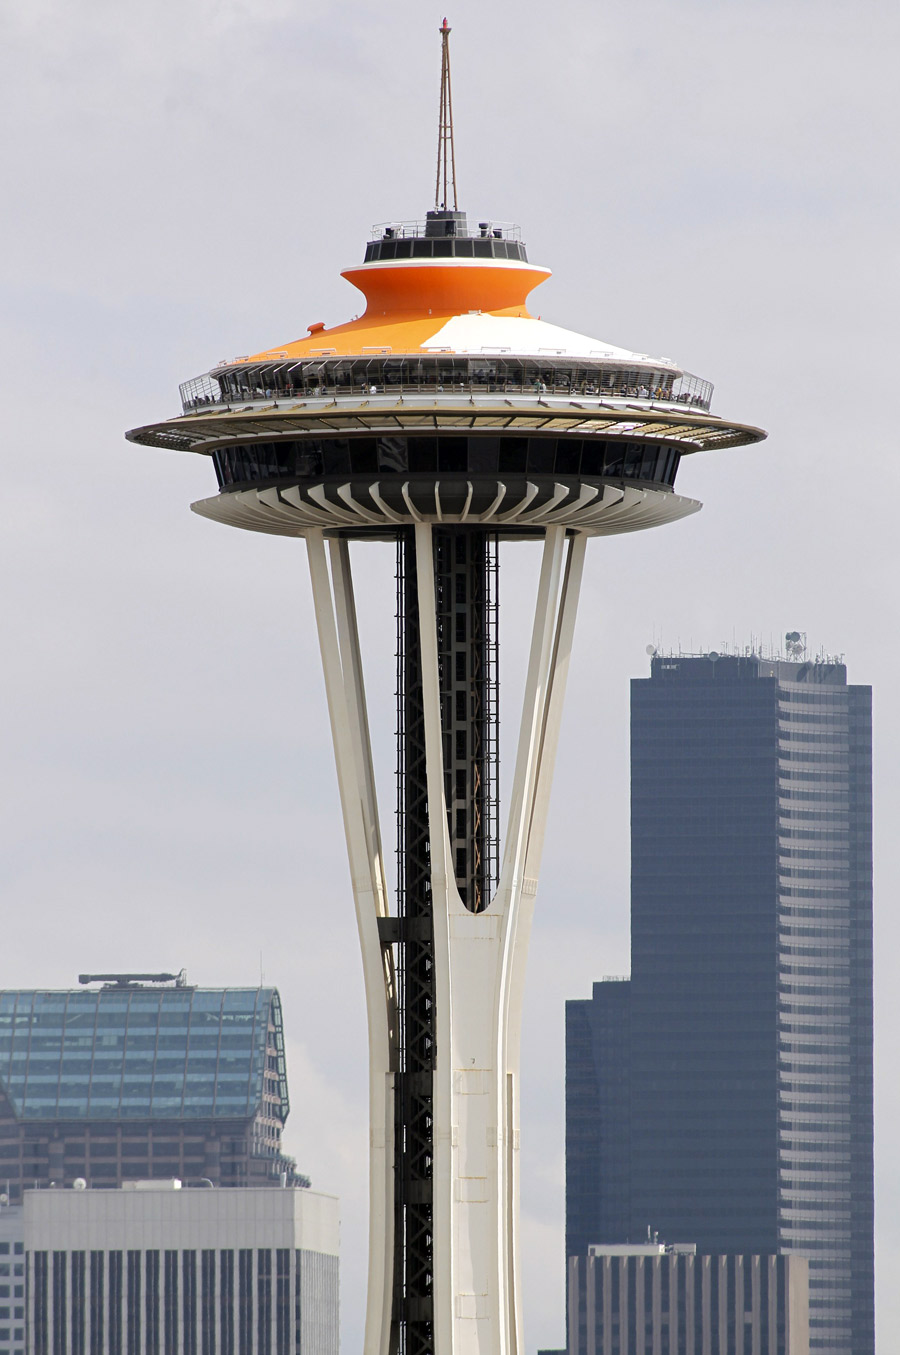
435,18,458,211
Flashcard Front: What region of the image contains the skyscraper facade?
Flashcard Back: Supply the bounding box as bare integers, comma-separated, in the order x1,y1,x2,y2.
566,651,873,1355
0,978,306,1200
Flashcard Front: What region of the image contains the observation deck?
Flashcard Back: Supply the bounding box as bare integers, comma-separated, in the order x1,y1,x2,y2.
126,210,763,539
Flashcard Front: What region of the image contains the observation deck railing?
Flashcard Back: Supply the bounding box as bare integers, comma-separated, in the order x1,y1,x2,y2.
371,219,522,241
179,365,713,417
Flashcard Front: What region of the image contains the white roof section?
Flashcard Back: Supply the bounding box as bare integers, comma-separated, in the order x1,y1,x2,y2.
420,313,678,368
24,1185,340,1254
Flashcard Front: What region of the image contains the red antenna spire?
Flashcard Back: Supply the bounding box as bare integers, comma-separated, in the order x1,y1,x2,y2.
435,18,458,212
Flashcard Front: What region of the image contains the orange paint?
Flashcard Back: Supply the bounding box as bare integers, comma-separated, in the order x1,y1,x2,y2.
342,259,549,319
246,258,551,363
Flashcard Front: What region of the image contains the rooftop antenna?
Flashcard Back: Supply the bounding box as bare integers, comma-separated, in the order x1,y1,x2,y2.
435,18,458,211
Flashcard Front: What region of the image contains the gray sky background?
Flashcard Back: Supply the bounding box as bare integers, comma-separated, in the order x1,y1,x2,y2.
1,0,898,1348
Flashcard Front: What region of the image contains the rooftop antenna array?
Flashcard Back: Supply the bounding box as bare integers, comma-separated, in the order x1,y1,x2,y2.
435,18,458,211
785,630,807,661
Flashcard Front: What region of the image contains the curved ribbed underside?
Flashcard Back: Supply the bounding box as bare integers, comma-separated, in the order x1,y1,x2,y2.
191,476,700,537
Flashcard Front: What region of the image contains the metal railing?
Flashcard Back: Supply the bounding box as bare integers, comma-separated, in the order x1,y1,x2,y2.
181,366,712,416
371,218,522,241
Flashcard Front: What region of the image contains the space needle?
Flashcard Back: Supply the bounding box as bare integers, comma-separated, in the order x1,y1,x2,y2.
127,20,765,1355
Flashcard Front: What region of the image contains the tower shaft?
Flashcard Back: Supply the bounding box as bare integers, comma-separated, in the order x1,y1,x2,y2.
304,525,587,1354
394,529,499,1353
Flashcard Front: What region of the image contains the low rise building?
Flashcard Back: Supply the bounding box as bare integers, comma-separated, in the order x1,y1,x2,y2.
25,1179,339,1354
568,1242,809,1355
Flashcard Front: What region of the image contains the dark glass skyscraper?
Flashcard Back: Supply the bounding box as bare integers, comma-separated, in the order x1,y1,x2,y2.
566,652,873,1355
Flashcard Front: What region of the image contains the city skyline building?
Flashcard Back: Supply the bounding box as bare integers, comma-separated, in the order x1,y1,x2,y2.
0,975,306,1201
567,1242,809,1355
25,1179,339,1355
125,24,765,1355
566,649,873,1355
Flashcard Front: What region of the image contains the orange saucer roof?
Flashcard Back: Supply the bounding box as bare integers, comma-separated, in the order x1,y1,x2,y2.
246,256,552,363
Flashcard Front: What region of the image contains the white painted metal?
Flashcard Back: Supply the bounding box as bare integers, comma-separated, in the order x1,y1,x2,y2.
192,478,700,537
305,519,593,1353
305,530,395,1355
419,311,669,365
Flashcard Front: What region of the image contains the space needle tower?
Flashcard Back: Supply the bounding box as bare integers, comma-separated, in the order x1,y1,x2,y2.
128,21,764,1355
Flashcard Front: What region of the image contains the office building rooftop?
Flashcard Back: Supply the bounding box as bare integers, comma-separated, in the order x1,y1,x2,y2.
0,983,286,1123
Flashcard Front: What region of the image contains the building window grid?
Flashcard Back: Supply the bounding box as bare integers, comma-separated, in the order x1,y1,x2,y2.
0,988,281,1126
619,666,871,1355
23,1246,316,1355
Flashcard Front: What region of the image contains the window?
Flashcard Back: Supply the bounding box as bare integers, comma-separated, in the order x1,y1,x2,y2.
145,1252,160,1355
201,1251,216,1355
257,1251,272,1355
126,1252,140,1355
32,1252,48,1355
275,1250,290,1355
72,1252,86,1355
164,1252,178,1355
220,1252,235,1355
90,1252,104,1355
182,1252,197,1355
108,1252,123,1355
238,1251,253,1355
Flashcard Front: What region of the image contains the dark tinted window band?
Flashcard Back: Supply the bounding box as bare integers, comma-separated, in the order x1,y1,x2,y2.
206,357,710,412
364,236,527,262
212,436,681,491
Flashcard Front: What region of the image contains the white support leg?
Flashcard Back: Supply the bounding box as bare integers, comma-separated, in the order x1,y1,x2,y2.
328,538,390,918
522,531,587,882
491,526,576,1355
500,531,587,1355
306,530,395,1355
306,524,586,1355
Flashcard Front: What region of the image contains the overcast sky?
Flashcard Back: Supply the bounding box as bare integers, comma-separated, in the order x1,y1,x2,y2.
1,0,898,1349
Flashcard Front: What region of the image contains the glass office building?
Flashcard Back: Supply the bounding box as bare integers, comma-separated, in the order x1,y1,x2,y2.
0,981,307,1198
566,652,874,1355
